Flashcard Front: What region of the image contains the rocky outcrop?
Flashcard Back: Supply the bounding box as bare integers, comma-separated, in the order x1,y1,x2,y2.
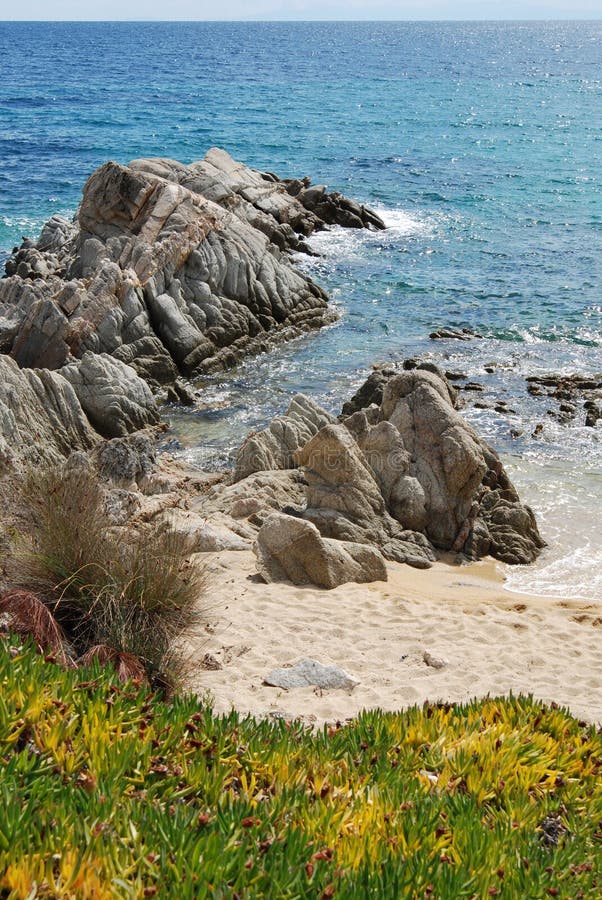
297,424,435,568
1,150,384,391
223,365,544,575
362,367,544,564
233,393,336,482
0,351,162,474
90,433,158,489
0,355,98,470
254,512,387,589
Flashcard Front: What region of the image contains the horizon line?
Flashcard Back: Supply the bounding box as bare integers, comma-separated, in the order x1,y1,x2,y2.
2,17,602,24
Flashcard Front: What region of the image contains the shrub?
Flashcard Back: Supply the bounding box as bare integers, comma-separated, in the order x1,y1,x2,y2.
12,461,205,690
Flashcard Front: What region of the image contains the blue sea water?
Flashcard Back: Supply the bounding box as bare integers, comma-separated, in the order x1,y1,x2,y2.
1,21,601,598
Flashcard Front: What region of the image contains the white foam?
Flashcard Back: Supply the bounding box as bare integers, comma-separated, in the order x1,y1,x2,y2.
372,206,430,234
504,543,602,602
302,205,433,267
502,459,602,602
0,215,46,231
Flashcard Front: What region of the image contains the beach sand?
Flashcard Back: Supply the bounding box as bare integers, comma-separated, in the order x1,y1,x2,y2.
185,551,602,726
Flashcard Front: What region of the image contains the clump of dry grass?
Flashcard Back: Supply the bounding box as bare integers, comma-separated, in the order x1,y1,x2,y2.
77,644,147,682
0,588,69,665
9,461,206,691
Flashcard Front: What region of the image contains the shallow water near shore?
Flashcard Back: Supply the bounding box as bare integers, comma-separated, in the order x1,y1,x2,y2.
1,20,601,600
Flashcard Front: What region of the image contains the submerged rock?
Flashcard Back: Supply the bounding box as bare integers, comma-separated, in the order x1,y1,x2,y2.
526,373,602,428
429,327,483,341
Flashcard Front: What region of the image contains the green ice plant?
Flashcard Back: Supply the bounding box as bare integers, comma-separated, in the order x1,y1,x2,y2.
0,638,600,899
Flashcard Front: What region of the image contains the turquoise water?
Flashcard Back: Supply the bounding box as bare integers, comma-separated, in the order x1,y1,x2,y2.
1,21,601,597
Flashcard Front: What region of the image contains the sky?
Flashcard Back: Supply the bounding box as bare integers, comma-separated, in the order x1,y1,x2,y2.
1,0,601,21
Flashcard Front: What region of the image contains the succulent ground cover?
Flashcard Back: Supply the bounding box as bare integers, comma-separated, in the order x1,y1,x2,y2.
0,640,600,899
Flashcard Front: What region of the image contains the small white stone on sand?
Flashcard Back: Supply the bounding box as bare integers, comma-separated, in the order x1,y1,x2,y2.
264,658,359,691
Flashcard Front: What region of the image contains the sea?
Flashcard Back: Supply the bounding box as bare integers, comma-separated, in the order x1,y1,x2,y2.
1,21,601,600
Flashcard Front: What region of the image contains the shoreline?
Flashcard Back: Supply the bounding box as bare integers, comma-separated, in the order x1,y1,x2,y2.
186,549,602,727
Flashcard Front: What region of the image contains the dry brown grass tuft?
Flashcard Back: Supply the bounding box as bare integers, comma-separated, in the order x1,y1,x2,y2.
15,461,206,690
78,644,147,683
0,588,69,664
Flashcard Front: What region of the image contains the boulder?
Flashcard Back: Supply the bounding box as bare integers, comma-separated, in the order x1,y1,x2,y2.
200,470,307,522
429,327,483,341
254,512,387,589
233,393,335,482
91,433,157,489
61,352,160,438
296,424,435,568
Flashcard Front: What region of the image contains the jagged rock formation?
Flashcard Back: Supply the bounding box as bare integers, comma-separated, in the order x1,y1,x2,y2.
0,353,161,473
344,366,545,565
234,393,336,482
0,149,384,390
224,365,544,582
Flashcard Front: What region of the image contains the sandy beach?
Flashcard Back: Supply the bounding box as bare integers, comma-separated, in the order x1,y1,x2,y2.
187,551,602,726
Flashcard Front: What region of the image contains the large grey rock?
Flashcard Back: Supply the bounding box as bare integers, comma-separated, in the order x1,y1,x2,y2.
1,151,383,391
381,370,486,548
61,352,160,438
233,393,335,482
379,369,544,563
0,355,98,470
297,424,436,568
264,658,358,691
254,511,388,589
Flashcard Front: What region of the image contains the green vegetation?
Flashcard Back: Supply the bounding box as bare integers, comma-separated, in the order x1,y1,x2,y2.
0,640,600,899
6,463,205,690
